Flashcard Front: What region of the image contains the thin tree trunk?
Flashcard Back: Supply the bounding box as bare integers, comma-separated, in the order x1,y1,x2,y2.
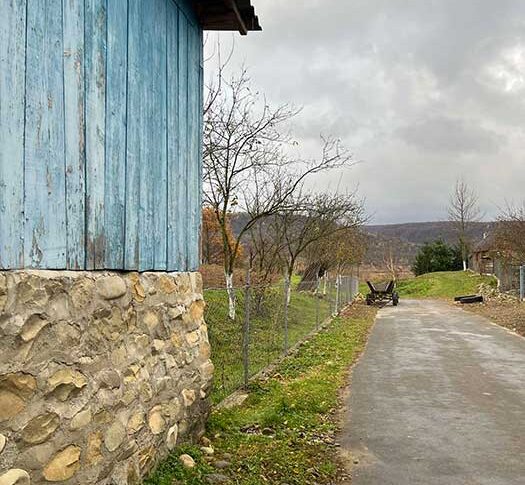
285,270,292,305
225,272,236,320
463,260,467,271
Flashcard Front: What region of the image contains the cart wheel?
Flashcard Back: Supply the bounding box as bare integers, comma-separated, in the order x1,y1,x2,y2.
392,293,399,306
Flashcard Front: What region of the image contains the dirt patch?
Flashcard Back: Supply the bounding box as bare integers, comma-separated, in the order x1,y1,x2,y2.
463,300,525,337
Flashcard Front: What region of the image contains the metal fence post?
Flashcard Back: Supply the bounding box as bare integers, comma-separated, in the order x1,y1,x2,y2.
520,265,525,301
283,276,290,354
242,269,251,388
334,274,340,315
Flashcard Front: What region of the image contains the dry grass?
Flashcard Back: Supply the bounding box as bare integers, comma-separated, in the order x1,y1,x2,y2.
463,300,525,337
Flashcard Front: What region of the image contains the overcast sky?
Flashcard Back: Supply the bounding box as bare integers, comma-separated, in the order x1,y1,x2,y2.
205,0,525,224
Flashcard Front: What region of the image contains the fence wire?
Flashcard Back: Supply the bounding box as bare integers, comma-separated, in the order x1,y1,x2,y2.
204,275,359,403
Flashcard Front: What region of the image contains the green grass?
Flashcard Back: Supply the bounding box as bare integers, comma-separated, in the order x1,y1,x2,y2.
205,286,336,403
396,271,497,299
145,304,377,485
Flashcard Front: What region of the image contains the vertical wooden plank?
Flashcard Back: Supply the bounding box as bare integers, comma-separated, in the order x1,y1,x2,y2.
0,0,26,269
63,0,86,269
85,0,106,269
186,22,199,271
198,29,204,269
167,2,181,271
136,0,154,271
24,0,67,268
177,12,189,270
151,0,168,271
125,0,140,269
105,0,127,269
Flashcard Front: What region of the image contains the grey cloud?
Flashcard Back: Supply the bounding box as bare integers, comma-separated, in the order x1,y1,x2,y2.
397,117,503,154
207,0,525,223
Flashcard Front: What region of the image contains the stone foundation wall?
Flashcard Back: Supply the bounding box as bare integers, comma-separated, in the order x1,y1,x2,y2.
0,270,213,484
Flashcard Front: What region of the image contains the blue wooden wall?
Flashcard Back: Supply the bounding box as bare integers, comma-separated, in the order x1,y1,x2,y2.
0,0,203,272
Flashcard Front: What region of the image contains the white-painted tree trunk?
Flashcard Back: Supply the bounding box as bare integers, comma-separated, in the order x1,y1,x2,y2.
463,260,467,271
225,272,236,320
285,273,292,306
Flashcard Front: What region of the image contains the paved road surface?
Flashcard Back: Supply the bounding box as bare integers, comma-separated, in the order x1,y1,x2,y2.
340,299,525,485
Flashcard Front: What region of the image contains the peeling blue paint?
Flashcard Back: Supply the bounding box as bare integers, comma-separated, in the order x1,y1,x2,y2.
0,0,203,272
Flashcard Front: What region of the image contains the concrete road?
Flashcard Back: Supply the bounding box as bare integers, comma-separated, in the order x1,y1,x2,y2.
340,299,525,485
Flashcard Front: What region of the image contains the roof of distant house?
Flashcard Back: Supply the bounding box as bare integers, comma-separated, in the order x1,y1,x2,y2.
194,0,261,35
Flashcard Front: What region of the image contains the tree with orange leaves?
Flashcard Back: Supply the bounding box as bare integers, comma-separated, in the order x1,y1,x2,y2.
201,207,243,266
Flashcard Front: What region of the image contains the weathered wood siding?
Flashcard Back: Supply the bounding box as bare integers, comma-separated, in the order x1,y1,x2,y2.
0,0,203,271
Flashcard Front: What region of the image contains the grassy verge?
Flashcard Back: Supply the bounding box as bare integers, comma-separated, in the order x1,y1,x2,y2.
145,303,376,485
205,287,335,403
395,271,497,299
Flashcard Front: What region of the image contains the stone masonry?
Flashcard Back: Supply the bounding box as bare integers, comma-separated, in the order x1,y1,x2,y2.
0,270,214,484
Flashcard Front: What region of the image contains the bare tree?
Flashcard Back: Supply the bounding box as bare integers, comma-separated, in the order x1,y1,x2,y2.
299,226,367,291
383,241,400,282
272,190,366,303
203,66,352,318
448,178,482,271
496,202,525,262
245,216,285,287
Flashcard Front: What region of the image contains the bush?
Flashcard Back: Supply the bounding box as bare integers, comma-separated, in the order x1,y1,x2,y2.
412,240,462,276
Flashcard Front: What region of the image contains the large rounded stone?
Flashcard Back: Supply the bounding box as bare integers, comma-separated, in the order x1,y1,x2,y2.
47,369,87,401
86,431,103,465
147,406,165,435
179,454,195,469
0,373,37,422
130,274,146,303
143,311,159,331
166,424,178,450
0,390,25,422
96,276,127,300
200,361,215,381
182,389,196,407
20,314,48,342
159,275,177,294
0,274,7,312
70,279,95,310
43,446,81,482
97,369,121,389
70,408,92,430
21,412,60,444
186,330,200,346
0,469,30,485
189,300,205,321
127,412,145,434
104,421,125,452
1,373,37,399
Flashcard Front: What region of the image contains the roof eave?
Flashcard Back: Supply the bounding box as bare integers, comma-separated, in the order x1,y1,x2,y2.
193,0,262,35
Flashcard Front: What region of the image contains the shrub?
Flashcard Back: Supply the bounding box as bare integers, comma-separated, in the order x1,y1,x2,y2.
412,240,462,276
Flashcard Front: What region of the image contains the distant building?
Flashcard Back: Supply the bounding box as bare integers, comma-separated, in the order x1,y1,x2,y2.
470,232,519,291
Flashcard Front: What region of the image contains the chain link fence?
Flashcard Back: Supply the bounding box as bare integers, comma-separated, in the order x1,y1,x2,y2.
204,275,359,403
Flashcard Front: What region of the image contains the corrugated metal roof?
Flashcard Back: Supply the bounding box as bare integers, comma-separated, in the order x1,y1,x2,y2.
193,0,261,35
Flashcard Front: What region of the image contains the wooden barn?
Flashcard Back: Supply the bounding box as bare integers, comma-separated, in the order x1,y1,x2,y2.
0,2,261,483
0,0,260,273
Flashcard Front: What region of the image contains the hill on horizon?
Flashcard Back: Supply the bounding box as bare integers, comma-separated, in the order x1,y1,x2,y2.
366,220,494,247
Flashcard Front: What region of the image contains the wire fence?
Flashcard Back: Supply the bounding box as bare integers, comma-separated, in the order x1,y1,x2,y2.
204,275,359,403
